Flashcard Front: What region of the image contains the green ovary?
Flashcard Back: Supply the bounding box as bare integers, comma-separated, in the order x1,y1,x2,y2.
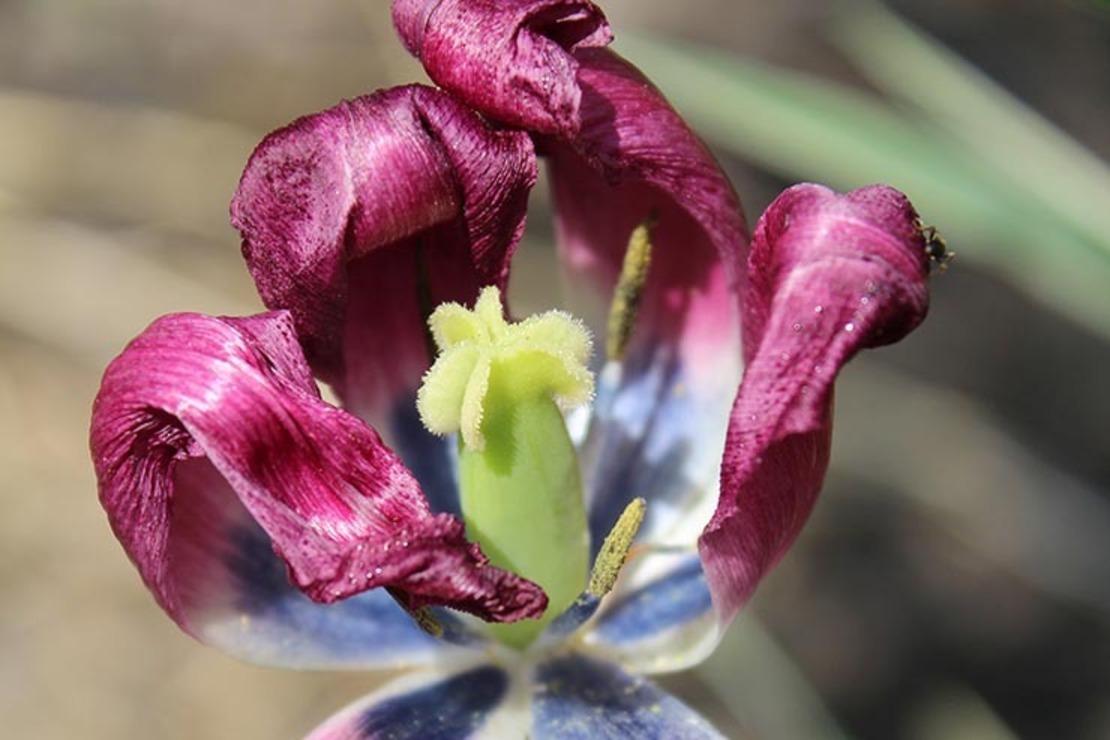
416,286,593,648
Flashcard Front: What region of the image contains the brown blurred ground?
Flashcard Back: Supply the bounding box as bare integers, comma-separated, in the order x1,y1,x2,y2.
1,1,1108,739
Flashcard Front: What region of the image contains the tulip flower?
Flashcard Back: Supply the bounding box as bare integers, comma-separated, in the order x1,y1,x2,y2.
90,1,935,736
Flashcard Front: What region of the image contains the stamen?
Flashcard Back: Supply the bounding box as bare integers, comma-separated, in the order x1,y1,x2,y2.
409,606,444,638
606,213,657,361
588,497,646,597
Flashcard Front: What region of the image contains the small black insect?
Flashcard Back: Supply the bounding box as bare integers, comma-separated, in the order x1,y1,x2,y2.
916,219,954,275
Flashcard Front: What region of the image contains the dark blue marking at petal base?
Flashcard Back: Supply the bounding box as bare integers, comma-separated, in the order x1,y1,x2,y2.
219,523,457,666
533,654,722,738
584,342,704,557
389,397,461,517
357,665,508,739
591,557,712,644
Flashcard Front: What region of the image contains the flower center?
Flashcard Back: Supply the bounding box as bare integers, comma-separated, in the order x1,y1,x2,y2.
416,286,593,648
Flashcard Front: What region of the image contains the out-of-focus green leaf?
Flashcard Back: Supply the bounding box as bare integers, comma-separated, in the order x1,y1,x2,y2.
617,34,1110,340
831,2,1110,262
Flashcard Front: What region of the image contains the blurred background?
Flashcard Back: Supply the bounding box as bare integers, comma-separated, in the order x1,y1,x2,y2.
1,1,1107,738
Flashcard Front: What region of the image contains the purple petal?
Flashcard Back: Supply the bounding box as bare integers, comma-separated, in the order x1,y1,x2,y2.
307,664,513,739
392,0,612,136
533,653,725,738
90,311,547,640
230,85,535,428
699,184,931,626
550,49,748,351
547,49,748,550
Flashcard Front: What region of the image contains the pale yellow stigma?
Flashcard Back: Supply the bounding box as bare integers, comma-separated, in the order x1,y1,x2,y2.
416,286,594,451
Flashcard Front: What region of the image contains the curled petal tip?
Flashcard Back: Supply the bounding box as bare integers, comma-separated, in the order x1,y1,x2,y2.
393,0,612,136
230,85,535,417
700,183,932,626
745,183,930,359
391,0,438,56
91,312,548,634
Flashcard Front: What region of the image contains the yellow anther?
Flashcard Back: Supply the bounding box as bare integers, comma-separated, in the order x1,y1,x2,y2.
587,498,646,597
409,607,444,638
606,215,656,361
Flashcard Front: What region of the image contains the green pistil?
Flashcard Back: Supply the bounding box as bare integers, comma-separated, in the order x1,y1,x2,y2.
417,286,593,648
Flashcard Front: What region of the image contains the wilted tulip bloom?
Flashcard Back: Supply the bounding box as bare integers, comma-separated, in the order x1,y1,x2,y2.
90,1,935,737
